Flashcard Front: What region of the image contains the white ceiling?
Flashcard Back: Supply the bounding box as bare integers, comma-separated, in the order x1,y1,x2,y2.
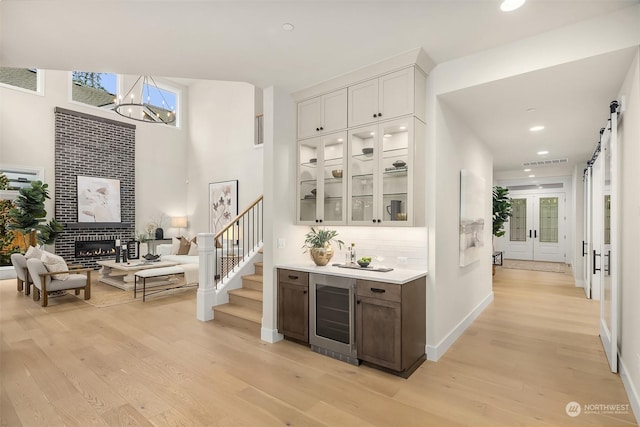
1,0,639,179
440,47,638,181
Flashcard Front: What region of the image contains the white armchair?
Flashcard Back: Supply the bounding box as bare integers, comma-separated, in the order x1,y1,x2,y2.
26,258,92,307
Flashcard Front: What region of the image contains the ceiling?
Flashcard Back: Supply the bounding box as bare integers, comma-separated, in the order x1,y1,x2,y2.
1,0,639,180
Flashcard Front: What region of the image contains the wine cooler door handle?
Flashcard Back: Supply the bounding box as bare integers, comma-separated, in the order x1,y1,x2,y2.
350,285,357,353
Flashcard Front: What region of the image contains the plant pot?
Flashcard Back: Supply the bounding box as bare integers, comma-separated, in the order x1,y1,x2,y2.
310,245,334,266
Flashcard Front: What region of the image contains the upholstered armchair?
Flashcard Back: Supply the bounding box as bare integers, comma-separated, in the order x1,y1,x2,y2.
26,258,92,307
10,253,31,295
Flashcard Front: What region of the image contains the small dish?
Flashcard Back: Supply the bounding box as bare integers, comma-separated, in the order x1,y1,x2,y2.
332,169,343,178
309,158,317,163
362,148,374,155
357,260,370,268
393,160,406,168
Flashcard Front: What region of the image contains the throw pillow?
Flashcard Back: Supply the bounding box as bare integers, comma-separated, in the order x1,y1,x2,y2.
41,252,69,280
177,236,191,255
171,237,181,255
25,245,43,260
188,241,198,256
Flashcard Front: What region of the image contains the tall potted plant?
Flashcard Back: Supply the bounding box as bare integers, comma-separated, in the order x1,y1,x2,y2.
303,227,344,266
492,186,512,275
7,181,63,250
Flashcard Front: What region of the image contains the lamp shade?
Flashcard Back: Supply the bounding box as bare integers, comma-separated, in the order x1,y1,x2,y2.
171,216,187,228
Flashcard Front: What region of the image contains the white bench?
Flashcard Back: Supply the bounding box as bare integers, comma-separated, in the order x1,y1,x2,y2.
134,266,196,301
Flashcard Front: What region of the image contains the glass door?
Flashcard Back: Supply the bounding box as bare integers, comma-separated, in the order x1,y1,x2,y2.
504,197,533,260
379,118,412,224
298,132,347,225
348,125,377,224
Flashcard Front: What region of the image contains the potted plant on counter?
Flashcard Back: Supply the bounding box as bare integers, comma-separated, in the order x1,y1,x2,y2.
303,227,344,266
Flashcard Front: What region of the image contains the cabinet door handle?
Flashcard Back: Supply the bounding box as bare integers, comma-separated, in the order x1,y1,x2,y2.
529,230,532,238
319,126,324,131
534,230,538,238
357,300,360,304
319,219,323,223
303,290,307,294
582,241,587,256
373,113,377,118
593,250,601,274
372,219,376,223
378,112,382,117
288,275,299,280
605,250,611,276
371,288,386,293
316,127,320,131
377,219,382,223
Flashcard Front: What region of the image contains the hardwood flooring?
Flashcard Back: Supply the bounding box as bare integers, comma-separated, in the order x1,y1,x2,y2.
0,267,636,426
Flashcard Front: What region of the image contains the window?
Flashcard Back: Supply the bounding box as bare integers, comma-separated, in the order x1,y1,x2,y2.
0,67,42,94
71,71,118,109
140,81,178,126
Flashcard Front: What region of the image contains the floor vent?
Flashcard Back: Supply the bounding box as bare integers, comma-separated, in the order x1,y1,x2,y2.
522,158,568,167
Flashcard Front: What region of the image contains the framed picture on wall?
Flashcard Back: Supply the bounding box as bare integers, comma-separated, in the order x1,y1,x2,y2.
77,176,121,223
209,180,239,235
459,169,485,267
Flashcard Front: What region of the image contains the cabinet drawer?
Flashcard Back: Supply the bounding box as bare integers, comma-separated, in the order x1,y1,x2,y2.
356,280,401,302
278,269,309,286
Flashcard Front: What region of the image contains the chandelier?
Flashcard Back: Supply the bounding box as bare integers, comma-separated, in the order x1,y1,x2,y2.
114,75,175,124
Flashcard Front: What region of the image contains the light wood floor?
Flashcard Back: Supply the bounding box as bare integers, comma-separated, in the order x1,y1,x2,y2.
0,268,636,426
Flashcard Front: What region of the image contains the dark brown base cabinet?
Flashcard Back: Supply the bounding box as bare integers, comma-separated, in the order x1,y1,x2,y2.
356,277,426,377
277,269,309,343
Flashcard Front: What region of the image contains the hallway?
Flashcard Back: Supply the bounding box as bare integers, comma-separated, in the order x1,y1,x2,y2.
0,268,635,426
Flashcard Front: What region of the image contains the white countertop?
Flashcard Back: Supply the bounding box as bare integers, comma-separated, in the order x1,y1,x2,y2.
276,263,427,284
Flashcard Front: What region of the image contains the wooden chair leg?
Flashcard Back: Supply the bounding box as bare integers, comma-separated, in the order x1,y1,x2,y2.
33,287,40,302
17,278,23,292
40,276,48,307
85,271,91,300
25,271,31,296
75,289,80,295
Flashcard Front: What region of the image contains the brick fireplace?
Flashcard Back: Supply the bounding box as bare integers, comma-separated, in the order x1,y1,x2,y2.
54,107,136,269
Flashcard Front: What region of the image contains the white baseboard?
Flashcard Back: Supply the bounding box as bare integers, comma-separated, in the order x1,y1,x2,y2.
574,279,585,288
620,356,640,425
426,292,494,362
261,327,283,343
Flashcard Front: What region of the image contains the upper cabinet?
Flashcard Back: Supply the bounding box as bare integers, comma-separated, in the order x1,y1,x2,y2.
297,88,348,139
348,68,425,128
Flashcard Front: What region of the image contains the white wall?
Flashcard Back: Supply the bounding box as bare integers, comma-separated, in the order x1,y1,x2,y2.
618,48,640,419
425,90,494,360
0,70,188,235
186,80,260,237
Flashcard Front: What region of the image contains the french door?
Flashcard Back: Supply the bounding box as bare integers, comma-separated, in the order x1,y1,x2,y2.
504,193,566,262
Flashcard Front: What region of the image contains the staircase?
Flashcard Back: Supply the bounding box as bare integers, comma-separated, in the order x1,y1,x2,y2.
213,260,263,335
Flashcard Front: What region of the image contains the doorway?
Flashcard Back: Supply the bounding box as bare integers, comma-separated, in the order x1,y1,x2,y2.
503,191,566,263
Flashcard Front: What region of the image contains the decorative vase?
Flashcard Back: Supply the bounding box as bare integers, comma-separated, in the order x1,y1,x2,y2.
155,228,164,240
310,244,334,266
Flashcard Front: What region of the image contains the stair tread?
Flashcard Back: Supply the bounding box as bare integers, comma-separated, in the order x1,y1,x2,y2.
229,288,263,302
242,274,264,282
214,303,262,324
254,261,263,267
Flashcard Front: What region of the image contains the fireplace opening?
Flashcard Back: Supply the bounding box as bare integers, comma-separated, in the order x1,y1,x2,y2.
75,239,116,258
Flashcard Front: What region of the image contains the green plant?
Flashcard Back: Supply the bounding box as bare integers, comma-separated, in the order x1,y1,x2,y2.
0,172,9,190
302,227,344,252
6,181,62,247
493,186,513,238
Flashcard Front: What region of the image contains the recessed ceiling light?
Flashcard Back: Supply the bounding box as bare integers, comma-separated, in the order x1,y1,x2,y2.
282,23,294,31
529,125,545,132
528,174,535,178
523,168,531,172
500,0,526,12
369,132,375,136
537,150,549,155
337,138,343,142
526,108,536,113
383,134,392,138
399,126,406,130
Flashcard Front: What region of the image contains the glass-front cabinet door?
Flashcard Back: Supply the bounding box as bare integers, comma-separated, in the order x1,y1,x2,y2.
348,117,413,226
298,132,347,225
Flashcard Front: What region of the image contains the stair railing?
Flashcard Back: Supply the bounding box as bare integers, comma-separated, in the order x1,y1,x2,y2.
213,195,263,286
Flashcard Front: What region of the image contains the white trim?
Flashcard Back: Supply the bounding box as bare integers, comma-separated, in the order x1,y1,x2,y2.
426,291,494,361
261,327,283,343
574,279,585,288
620,356,640,425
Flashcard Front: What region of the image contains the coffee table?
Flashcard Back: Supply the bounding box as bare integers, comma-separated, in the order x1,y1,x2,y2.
96,259,179,290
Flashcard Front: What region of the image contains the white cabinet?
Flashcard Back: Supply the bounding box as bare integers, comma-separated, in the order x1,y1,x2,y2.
348,68,422,128
348,117,418,226
297,89,348,139
298,132,348,225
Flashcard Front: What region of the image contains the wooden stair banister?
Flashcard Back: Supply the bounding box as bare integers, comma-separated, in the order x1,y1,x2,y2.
213,195,263,286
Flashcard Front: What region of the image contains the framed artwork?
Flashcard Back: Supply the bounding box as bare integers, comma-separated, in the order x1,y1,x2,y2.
459,169,485,267
209,180,238,235
77,176,121,222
